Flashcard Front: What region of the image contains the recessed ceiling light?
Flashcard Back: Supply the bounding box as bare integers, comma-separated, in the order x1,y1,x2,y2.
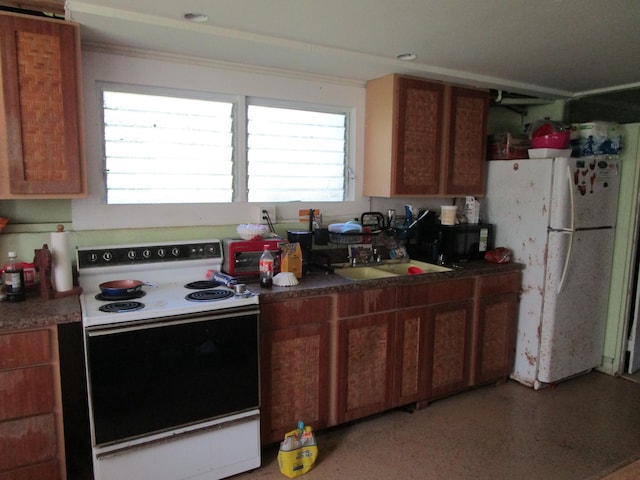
184,13,209,22
396,53,417,61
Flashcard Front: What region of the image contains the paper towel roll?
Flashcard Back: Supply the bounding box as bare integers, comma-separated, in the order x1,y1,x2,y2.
50,225,73,292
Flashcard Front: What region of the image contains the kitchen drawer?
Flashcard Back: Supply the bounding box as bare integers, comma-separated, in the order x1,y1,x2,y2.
0,329,51,370
477,272,521,297
397,278,475,308
337,287,396,317
0,414,57,471
260,296,332,330
0,460,60,480
0,365,55,420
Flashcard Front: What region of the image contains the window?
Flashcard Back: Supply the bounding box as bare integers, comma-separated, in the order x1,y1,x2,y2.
101,86,348,205
247,105,347,202
103,90,234,204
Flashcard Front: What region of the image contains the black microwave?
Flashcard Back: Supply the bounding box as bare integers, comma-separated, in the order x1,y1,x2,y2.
411,220,494,263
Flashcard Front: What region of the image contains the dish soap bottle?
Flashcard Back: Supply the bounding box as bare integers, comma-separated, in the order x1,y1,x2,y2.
259,245,274,288
3,251,25,302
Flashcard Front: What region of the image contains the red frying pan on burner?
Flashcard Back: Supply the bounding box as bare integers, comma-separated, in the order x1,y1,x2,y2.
99,280,156,297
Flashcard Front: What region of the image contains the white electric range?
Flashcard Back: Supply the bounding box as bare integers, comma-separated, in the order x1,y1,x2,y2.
76,239,261,480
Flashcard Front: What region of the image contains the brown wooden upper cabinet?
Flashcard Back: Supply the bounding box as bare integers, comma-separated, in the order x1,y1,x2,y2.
0,11,86,198
364,74,489,198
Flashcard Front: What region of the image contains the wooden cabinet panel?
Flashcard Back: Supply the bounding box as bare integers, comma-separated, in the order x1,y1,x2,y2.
260,324,329,444
445,87,489,196
364,74,488,198
477,271,521,297
0,460,60,480
261,296,332,330
259,296,332,444
336,312,395,423
337,287,396,317
394,77,444,195
0,11,85,198
0,365,54,420
0,414,57,472
393,307,429,406
0,329,50,369
427,299,474,399
397,277,474,309
474,271,520,386
0,328,62,479
475,293,518,384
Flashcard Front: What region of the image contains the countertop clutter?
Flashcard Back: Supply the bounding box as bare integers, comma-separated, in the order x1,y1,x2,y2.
0,261,521,332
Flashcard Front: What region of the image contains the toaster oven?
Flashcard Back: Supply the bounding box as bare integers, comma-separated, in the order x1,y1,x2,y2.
222,238,287,277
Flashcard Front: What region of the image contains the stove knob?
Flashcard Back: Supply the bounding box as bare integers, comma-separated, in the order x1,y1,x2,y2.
171,247,180,257
89,252,99,263
142,249,152,259
102,252,113,262
157,248,166,258
127,250,137,260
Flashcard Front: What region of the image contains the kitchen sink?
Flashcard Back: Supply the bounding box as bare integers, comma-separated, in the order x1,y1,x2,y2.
334,266,399,280
334,260,452,281
376,260,452,275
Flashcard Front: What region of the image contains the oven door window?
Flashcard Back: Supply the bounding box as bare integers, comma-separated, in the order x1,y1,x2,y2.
86,312,259,446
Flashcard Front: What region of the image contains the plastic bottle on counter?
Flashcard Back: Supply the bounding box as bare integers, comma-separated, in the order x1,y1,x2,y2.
259,245,274,288
3,252,26,302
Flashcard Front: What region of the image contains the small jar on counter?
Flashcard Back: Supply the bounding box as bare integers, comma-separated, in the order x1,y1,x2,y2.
3,252,25,302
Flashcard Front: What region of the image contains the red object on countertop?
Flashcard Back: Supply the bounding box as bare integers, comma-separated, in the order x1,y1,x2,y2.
485,247,512,264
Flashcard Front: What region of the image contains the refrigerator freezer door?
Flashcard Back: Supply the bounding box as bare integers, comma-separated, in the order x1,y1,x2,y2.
537,228,615,385
484,158,553,387
550,157,620,230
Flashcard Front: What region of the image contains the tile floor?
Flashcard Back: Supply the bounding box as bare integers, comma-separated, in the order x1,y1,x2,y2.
231,372,640,480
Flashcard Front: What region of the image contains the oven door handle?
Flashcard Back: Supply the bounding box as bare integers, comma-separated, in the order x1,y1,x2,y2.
87,306,260,336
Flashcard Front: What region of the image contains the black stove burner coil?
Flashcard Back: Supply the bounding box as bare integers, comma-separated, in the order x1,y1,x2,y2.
185,289,234,302
184,280,222,290
99,301,145,313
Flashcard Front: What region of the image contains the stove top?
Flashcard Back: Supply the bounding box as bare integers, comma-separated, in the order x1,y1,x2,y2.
77,239,259,328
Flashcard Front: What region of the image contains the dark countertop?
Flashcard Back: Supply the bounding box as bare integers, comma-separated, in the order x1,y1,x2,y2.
255,260,524,302
0,260,523,332
0,292,82,333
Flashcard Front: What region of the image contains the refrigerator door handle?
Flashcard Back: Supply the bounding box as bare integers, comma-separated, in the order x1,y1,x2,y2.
565,163,576,231
557,230,574,294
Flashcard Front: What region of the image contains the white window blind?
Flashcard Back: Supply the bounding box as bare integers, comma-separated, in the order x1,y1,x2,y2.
103,90,234,204
247,105,347,202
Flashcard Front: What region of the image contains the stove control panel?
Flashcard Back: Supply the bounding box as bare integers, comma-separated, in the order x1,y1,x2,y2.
77,240,223,269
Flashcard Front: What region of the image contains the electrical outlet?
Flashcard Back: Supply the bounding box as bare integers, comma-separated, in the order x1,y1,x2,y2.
256,206,276,225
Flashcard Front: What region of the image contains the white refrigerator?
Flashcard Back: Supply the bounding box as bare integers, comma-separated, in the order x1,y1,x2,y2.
484,156,620,389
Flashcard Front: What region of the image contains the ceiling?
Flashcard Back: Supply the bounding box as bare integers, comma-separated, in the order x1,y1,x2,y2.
16,1,640,100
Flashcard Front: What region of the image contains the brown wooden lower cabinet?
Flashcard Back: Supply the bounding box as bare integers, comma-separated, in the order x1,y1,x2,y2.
474,272,520,385
0,328,64,479
393,307,429,407
426,299,475,399
259,270,520,444
335,311,395,423
259,296,332,445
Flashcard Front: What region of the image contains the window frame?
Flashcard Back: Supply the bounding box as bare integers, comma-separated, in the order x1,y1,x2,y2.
72,50,367,230
246,96,353,202
98,83,354,205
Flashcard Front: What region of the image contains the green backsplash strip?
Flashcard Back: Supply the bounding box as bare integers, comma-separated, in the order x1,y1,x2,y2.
0,223,313,264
